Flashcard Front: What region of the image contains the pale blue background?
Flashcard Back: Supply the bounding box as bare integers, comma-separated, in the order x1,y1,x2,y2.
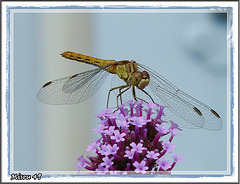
11,10,229,174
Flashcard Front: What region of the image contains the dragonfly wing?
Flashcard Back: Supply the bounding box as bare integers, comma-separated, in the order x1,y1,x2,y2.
37,68,110,104
146,83,205,129
137,63,222,130
175,90,223,130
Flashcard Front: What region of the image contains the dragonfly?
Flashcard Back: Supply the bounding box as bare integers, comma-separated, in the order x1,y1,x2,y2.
37,51,223,131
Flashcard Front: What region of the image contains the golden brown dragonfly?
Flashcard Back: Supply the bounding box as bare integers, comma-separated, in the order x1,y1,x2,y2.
38,51,223,130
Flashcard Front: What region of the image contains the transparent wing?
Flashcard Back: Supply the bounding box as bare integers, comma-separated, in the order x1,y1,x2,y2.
37,68,110,104
175,90,223,130
137,63,223,131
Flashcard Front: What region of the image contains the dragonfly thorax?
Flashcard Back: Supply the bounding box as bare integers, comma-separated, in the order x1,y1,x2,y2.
132,70,150,89
115,60,150,89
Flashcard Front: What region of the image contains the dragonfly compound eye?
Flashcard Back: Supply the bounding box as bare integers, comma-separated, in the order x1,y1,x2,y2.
132,71,143,86
137,71,150,90
142,71,150,79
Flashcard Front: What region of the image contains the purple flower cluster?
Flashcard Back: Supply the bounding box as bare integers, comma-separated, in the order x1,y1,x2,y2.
76,100,183,174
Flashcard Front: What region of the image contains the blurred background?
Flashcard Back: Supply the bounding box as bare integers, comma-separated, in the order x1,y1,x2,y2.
12,9,229,174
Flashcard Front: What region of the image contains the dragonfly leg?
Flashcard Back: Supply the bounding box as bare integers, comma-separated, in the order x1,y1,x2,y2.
132,86,154,104
107,84,129,108
139,88,155,104
132,86,138,101
118,85,130,105
116,86,131,107
119,88,123,105
132,86,146,102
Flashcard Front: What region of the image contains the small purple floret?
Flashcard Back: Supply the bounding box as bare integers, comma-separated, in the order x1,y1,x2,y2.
146,151,160,160
130,142,146,153
133,160,149,174
157,157,171,170
162,141,176,153
110,130,126,142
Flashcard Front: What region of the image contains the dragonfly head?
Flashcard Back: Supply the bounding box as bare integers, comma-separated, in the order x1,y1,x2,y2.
132,71,150,90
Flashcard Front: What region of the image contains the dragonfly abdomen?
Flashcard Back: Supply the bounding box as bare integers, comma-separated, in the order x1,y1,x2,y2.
61,51,117,73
